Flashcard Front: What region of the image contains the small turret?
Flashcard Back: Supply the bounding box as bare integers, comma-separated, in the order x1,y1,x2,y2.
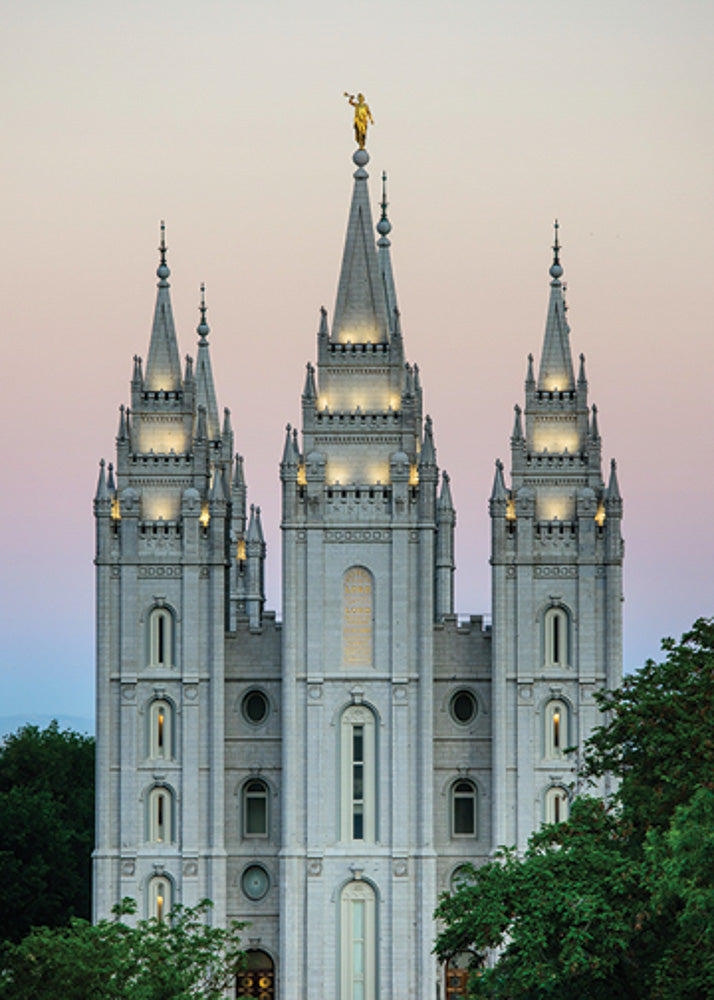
511,404,524,443
302,363,317,403
221,407,234,465
490,459,508,503
590,404,600,441
194,284,220,441
419,415,436,469
245,504,266,629
377,171,399,332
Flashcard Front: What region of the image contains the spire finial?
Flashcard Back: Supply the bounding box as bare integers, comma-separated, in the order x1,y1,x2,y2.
197,282,210,340
377,171,392,237
549,219,563,281
157,220,170,284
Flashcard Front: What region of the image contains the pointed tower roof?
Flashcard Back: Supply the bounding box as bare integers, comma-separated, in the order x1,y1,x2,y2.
194,284,220,440
95,459,109,501
490,459,508,501
438,470,454,511
144,222,182,392
606,458,621,501
376,171,399,332
332,150,390,343
419,415,436,467
537,221,575,392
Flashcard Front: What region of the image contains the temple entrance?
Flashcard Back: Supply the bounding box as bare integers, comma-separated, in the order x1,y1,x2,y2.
445,953,471,1000
236,949,275,999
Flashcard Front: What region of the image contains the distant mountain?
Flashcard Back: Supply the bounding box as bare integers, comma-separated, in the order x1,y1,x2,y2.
0,714,94,740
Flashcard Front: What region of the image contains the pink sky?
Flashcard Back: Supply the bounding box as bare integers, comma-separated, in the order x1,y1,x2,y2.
2,0,713,726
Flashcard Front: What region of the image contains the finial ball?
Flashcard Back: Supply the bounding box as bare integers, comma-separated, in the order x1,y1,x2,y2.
549,262,563,279
377,216,391,236
157,262,170,280
353,148,369,167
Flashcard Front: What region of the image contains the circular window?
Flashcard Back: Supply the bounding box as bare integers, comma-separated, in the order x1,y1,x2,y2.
241,864,270,901
242,690,269,725
450,690,477,725
450,864,474,893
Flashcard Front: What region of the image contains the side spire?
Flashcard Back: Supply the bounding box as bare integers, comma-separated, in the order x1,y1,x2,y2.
194,283,220,440
331,150,390,344
144,222,182,392
377,170,399,332
537,221,575,392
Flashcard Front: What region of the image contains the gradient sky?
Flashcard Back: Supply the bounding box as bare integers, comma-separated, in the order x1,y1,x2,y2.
2,0,713,728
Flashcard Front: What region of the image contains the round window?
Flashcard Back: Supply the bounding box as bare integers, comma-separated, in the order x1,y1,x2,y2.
241,864,270,901
450,690,477,725
242,690,269,725
450,864,474,893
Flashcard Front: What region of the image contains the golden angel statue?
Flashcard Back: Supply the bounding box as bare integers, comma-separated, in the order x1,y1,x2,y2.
343,92,374,149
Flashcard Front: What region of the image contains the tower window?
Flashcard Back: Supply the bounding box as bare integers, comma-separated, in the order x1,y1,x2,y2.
340,880,376,1000
148,786,174,844
342,567,374,669
149,699,173,760
341,705,376,842
543,606,571,668
241,864,270,901
545,786,569,824
243,779,269,837
545,699,569,759
148,606,175,667
452,780,477,837
148,875,171,922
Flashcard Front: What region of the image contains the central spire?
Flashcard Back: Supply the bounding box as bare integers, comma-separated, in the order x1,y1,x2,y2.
331,149,390,344
144,221,182,392
537,220,575,392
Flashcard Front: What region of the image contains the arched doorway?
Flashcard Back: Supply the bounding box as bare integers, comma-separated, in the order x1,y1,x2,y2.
445,953,471,1000
236,949,275,999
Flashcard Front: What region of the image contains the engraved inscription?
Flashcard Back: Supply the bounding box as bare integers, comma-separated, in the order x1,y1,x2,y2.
342,567,374,669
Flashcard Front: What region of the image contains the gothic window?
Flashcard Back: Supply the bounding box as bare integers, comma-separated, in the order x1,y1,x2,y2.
243,779,269,837
342,567,374,669
341,705,376,842
544,605,570,668
451,780,478,838
545,786,569,824
544,699,568,758
148,874,172,922
149,699,173,760
148,786,174,844
340,880,376,1000
148,606,175,667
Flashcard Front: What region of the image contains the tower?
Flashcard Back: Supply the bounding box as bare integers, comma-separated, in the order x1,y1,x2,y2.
278,148,441,1000
489,224,624,851
93,228,263,923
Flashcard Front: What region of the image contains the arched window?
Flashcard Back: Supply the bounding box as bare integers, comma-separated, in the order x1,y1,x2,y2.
148,786,174,844
340,880,376,1000
148,606,174,667
243,779,269,837
451,780,478,838
148,874,172,922
545,786,569,824
236,949,275,999
544,605,570,668
340,705,376,842
148,699,173,760
342,567,374,669
544,699,568,758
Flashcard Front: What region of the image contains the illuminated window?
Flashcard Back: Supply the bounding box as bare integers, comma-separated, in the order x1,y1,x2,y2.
148,874,172,922
545,786,569,824
341,705,376,842
544,606,570,668
148,786,174,844
243,779,269,837
148,606,174,667
545,699,568,758
149,699,173,760
452,780,477,837
340,880,376,1000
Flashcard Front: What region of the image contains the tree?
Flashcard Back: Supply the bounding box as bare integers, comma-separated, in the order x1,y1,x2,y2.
435,618,714,999
0,721,94,941
0,899,246,1000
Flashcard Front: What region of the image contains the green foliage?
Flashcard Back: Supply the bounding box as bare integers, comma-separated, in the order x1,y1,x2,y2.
435,618,714,1000
0,899,246,1000
0,721,94,941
